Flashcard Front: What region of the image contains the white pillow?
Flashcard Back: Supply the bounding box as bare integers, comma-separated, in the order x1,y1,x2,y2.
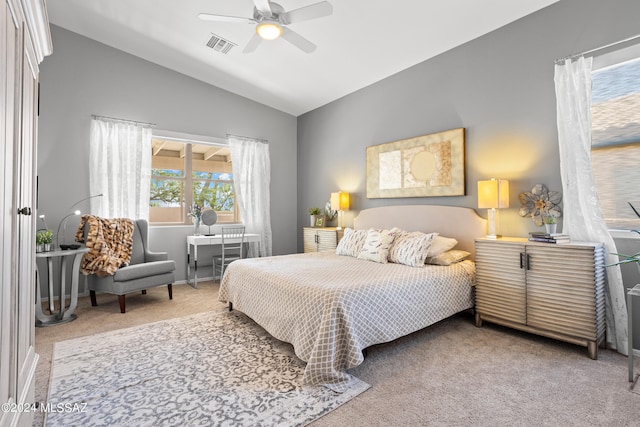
388,231,436,267
426,235,458,258
357,228,397,263
335,228,368,257
425,250,470,266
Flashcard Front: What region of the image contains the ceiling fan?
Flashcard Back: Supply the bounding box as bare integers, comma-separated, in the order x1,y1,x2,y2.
198,0,333,54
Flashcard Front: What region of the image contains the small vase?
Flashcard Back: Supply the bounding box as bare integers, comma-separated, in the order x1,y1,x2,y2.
545,223,557,234
193,217,201,235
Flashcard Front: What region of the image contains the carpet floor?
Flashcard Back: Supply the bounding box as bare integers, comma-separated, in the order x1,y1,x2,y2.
35,282,640,426
46,309,369,426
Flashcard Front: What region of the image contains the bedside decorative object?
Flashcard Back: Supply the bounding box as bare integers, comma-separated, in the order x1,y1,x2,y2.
308,207,322,227
543,214,557,234
477,178,509,239
330,191,350,230
324,201,337,222
518,184,562,226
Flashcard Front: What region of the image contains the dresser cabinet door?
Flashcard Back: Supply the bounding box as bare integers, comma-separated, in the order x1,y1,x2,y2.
315,229,338,252
475,240,526,325
525,244,605,342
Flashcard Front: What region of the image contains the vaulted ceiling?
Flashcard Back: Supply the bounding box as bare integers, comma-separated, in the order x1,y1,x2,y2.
46,0,559,116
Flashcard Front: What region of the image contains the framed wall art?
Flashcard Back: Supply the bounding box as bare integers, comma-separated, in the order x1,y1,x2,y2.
366,128,465,198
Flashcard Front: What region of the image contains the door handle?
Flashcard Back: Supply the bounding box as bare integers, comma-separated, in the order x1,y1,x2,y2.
17,207,32,216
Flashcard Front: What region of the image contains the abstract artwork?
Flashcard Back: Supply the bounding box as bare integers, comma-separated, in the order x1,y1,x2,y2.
366,128,465,198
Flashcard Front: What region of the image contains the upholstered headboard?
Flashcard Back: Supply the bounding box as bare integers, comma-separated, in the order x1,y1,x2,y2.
353,205,487,260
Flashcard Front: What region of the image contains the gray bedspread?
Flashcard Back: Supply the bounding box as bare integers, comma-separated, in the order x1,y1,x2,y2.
219,251,475,392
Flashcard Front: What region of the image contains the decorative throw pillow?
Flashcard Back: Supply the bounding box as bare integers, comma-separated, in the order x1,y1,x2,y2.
357,228,397,263
426,235,458,258
388,231,436,267
335,227,368,257
425,250,471,266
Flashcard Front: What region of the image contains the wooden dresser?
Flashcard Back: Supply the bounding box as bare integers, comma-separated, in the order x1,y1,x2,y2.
303,227,344,253
474,237,606,359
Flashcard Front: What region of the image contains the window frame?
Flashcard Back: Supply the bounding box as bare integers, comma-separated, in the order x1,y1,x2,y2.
150,130,238,226
590,44,640,231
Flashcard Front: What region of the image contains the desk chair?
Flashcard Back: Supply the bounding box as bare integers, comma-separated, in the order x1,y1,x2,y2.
213,226,245,281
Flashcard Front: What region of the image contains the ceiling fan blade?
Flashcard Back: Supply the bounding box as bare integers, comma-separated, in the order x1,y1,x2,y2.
198,13,256,25
253,0,273,18
243,33,263,53
281,27,316,53
281,1,333,25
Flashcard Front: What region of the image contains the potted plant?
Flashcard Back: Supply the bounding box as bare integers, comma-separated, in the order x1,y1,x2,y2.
36,229,53,252
308,207,322,227
543,214,557,234
608,229,640,272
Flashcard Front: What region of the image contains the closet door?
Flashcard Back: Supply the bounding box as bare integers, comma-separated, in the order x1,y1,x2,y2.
14,20,39,410
0,1,21,422
0,1,48,425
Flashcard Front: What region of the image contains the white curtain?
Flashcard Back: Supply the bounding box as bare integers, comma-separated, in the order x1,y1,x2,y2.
228,136,272,257
554,57,628,354
89,117,152,219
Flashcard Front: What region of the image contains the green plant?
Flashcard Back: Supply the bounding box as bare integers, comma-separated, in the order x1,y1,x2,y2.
36,229,53,245
308,207,321,215
543,214,557,224
607,230,640,268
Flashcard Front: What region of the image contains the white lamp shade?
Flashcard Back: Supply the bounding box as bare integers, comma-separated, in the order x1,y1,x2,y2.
477,179,509,209
330,191,350,211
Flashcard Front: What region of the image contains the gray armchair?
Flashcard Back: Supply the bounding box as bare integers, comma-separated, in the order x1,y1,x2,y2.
85,219,175,313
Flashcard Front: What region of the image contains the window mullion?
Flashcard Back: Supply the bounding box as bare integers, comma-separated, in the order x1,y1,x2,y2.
184,143,193,224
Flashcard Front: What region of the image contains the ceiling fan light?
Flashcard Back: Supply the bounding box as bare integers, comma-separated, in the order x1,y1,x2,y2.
256,22,282,40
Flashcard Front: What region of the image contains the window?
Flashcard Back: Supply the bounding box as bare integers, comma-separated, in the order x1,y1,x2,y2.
591,52,640,230
149,136,237,224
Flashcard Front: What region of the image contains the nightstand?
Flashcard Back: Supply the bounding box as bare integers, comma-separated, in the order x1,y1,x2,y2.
303,227,344,253
474,237,606,359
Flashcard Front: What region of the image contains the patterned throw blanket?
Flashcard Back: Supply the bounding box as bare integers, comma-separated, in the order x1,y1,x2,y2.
74,215,134,276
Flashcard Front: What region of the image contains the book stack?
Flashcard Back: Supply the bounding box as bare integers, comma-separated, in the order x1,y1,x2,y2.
528,232,571,244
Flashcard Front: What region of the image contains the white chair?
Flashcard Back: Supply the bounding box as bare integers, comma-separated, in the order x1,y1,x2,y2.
213,226,245,281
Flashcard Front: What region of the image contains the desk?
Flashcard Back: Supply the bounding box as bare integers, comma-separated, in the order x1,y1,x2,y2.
628,284,640,388
186,233,261,288
35,247,89,327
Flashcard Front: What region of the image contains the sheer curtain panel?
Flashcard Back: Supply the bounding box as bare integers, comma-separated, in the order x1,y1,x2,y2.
89,117,152,219
228,136,272,257
554,57,628,354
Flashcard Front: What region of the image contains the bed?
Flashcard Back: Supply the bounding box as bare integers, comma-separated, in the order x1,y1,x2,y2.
219,205,487,392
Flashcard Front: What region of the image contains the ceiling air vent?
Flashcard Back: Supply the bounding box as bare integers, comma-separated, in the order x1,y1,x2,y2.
205,33,237,54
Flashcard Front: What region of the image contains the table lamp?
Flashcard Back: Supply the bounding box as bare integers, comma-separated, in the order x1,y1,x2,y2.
56,210,81,249
330,191,350,230
477,179,509,239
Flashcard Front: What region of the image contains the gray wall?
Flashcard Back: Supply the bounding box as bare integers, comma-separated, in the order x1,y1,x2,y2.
297,0,640,345
37,25,297,288
298,0,640,239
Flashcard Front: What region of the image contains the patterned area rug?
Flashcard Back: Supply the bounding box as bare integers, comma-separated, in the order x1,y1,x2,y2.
46,309,370,426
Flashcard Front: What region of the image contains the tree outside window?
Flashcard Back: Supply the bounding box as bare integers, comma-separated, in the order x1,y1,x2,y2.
149,139,237,224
